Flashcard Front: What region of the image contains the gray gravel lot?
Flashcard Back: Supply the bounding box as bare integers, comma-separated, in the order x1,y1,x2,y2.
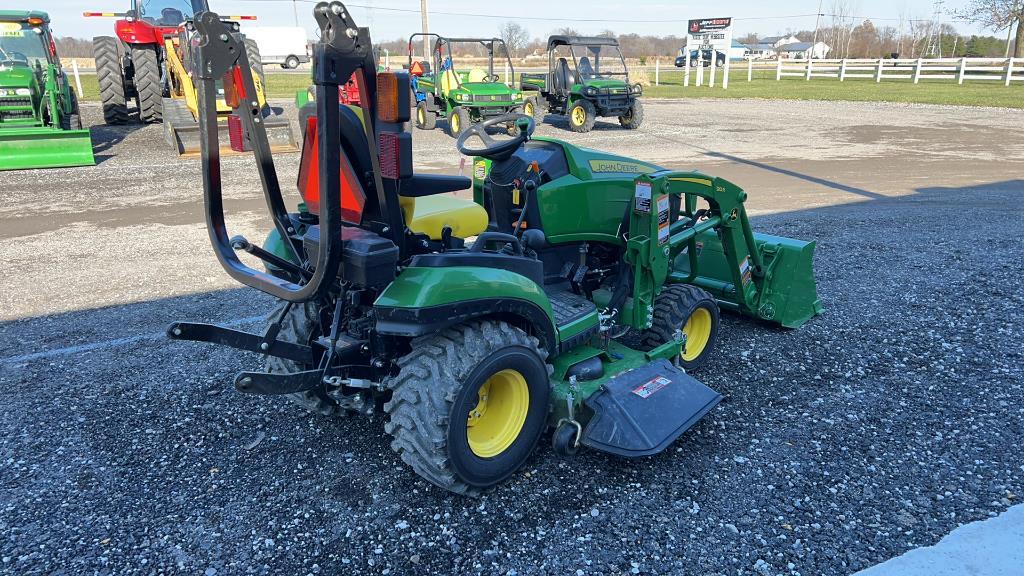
1,99,1022,575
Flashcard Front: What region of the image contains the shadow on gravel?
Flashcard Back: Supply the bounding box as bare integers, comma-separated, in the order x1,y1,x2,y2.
704,150,887,200
89,120,146,164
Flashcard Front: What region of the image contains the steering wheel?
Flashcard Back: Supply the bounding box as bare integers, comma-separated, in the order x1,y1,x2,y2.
0,52,29,65
456,113,535,161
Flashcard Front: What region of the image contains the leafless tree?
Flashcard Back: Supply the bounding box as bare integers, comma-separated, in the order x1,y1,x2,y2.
955,0,1023,56
498,22,530,58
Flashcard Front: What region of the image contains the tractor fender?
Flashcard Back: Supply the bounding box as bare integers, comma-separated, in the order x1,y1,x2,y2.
374,266,558,354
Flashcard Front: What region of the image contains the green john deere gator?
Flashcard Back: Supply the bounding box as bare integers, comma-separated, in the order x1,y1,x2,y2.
520,35,643,133
170,3,822,495
408,34,524,137
0,10,94,170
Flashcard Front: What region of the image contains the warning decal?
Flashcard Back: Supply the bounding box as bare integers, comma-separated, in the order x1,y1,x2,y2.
739,255,752,286
634,181,652,213
632,376,671,398
657,196,670,245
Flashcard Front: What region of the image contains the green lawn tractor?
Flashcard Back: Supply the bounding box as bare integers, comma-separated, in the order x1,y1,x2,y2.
169,3,822,495
0,10,94,171
407,33,524,137
520,35,643,133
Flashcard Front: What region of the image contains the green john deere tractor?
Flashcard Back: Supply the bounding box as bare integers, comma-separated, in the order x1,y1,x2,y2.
520,35,643,133
408,33,524,137
0,10,94,170
170,3,822,495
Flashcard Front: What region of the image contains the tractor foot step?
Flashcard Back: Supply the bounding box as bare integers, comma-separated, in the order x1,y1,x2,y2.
581,359,721,457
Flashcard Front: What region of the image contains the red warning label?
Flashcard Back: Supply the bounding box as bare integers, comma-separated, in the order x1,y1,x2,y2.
632,376,671,398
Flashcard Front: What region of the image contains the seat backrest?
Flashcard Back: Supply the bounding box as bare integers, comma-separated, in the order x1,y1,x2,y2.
578,56,595,79
439,69,459,95
467,67,488,83
553,58,573,93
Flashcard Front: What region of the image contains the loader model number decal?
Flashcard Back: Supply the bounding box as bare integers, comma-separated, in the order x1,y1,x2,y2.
739,256,752,286
633,376,671,398
657,196,671,245
474,160,487,180
634,182,652,213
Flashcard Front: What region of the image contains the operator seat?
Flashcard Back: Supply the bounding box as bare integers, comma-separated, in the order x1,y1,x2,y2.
553,58,573,94
439,69,460,95
578,56,595,80
328,104,487,240
159,8,185,26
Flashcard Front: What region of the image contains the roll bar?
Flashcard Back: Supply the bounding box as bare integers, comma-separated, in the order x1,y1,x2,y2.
190,2,375,302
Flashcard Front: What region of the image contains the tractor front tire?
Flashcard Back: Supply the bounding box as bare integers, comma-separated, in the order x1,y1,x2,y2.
131,45,163,123
94,36,128,125
619,99,644,129
447,106,470,138
61,90,83,130
415,101,436,130
567,99,596,133
264,301,340,417
384,320,551,495
639,284,720,370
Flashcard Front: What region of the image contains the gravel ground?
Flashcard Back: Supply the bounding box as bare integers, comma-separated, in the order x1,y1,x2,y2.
1,99,1022,575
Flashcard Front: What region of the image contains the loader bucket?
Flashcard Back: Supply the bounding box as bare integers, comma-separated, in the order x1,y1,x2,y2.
673,229,823,329
0,127,95,171
162,97,298,157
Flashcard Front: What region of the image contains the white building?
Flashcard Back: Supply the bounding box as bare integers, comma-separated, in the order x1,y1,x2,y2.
776,41,831,59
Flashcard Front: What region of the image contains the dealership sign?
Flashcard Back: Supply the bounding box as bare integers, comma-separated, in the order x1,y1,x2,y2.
688,17,732,34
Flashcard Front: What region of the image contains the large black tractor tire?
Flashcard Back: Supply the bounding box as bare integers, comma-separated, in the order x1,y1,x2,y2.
447,105,470,138
264,301,340,417
415,100,436,130
639,284,720,370
384,320,552,495
523,96,543,122
131,45,163,123
60,90,83,130
244,38,266,87
93,36,129,125
619,99,644,130
567,98,596,133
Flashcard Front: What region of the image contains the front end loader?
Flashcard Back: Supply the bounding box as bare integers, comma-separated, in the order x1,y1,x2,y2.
170,2,822,495
0,11,94,171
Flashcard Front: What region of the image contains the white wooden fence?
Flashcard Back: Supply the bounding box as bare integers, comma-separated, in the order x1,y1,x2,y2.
774,57,1023,85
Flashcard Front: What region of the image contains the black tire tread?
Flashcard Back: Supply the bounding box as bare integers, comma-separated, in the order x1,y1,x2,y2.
93,36,128,125
415,100,436,130
619,99,644,129
639,284,719,368
132,45,163,123
383,320,550,495
244,38,266,86
264,301,340,417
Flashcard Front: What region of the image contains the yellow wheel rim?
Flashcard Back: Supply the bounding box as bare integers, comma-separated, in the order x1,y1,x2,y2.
466,369,530,458
681,308,713,362
571,105,585,126
524,101,534,116
417,106,425,125
451,113,460,133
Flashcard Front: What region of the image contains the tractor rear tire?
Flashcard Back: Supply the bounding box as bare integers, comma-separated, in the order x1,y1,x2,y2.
619,100,644,129
383,320,552,495
639,284,720,370
132,45,163,123
244,39,266,87
567,99,596,133
264,301,340,417
447,106,470,138
415,101,436,130
94,36,129,125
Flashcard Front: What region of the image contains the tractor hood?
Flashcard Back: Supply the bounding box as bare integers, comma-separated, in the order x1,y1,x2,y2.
458,82,519,96
582,78,629,89
0,66,38,93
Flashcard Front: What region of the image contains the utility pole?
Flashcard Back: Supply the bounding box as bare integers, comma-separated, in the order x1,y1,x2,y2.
925,0,944,57
292,0,299,27
420,0,430,60
810,0,823,61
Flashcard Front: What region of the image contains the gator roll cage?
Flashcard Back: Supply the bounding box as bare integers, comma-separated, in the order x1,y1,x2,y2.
190,1,400,303
407,33,516,80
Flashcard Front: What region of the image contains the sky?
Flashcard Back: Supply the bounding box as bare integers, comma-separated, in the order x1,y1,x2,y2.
42,0,992,42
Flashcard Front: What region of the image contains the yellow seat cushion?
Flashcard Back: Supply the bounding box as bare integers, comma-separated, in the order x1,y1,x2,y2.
467,68,488,83
405,195,488,240
439,70,459,95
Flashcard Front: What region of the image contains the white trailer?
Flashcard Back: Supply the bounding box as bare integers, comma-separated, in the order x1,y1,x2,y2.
242,27,310,69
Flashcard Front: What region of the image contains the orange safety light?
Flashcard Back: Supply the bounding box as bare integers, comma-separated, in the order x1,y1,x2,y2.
376,71,400,123
222,66,248,108
27,17,45,25
296,117,366,223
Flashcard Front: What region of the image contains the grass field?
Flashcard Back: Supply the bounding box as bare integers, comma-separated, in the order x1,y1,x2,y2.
71,68,1024,109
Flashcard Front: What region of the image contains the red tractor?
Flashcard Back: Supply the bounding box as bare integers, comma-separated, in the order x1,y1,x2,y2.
85,1,258,125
